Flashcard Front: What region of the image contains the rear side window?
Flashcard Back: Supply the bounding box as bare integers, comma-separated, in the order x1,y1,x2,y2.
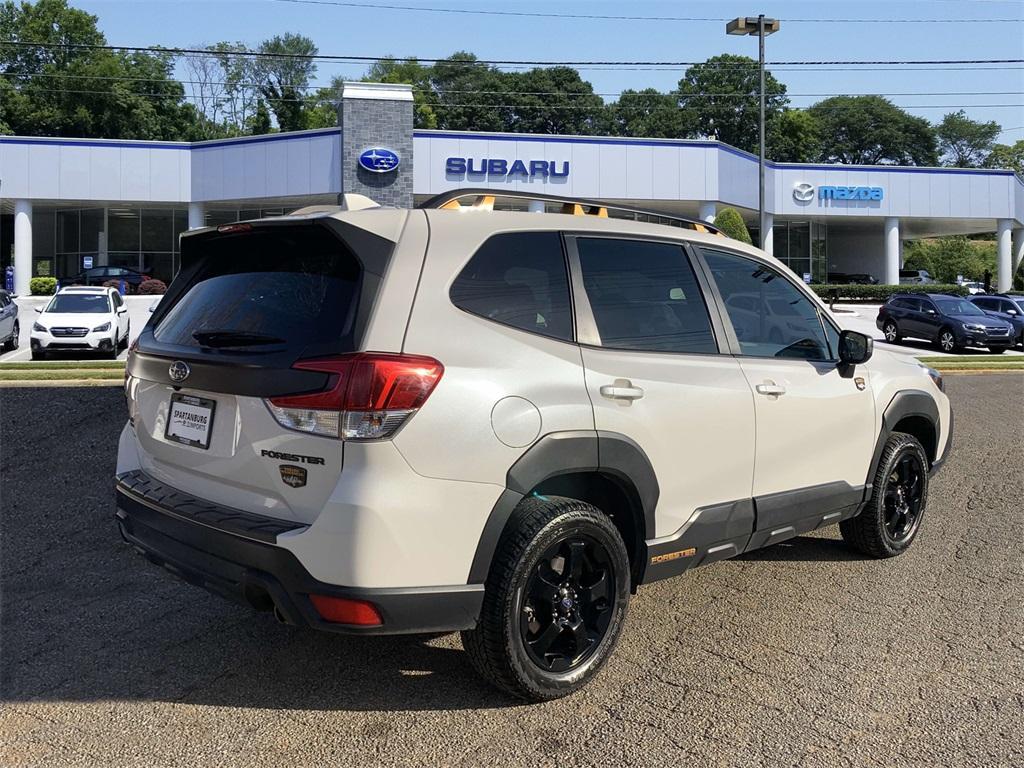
450,232,573,341
154,225,361,349
576,238,717,354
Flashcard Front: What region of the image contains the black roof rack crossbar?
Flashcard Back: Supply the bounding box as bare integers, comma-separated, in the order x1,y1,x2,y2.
417,188,724,236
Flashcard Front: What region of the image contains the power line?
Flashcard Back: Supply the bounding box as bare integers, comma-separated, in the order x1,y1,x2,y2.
2,40,1022,68
267,0,1024,24
3,71,1021,100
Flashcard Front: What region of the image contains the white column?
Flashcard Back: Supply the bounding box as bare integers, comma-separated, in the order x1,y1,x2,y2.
1010,228,1023,283
698,201,716,223
761,212,774,257
884,217,900,286
187,202,206,230
528,200,545,213
996,219,1012,292
13,200,32,297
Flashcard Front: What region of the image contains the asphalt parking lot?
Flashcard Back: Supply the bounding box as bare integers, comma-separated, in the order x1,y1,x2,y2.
1,375,1022,767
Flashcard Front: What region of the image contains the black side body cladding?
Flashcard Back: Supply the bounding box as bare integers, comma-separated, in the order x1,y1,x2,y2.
467,430,660,584
867,390,942,489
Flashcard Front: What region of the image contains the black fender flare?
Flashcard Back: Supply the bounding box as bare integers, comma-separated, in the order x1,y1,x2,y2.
866,389,940,491
466,430,659,583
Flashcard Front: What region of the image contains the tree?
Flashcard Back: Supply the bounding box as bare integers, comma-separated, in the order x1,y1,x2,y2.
714,207,752,245
903,237,996,283
768,110,821,163
248,99,272,135
364,57,438,128
254,33,316,132
808,96,938,166
504,67,608,135
936,110,1000,167
610,88,681,138
984,140,1024,176
213,42,259,133
0,0,202,140
675,54,788,153
430,52,509,132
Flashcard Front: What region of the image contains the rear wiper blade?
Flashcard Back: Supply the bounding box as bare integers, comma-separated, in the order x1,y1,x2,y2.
192,329,286,348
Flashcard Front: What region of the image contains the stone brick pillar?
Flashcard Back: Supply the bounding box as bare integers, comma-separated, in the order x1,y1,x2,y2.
339,82,414,208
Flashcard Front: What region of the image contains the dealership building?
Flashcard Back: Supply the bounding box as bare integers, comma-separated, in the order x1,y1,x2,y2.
2,82,1022,295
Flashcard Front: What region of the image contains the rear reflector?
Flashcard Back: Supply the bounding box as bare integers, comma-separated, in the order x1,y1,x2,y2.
265,353,443,440
309,594,383,626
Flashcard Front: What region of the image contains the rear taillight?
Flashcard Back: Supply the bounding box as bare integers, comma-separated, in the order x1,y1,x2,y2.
265,353,443,440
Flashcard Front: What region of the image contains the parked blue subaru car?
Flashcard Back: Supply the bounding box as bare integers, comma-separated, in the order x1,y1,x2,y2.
968,294,1024,348
876,293,1015,353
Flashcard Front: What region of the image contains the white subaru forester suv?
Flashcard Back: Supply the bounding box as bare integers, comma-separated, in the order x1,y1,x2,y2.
117,191,952,701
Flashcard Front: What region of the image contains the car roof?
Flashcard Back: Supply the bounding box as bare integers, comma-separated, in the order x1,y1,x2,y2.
58,286,111,294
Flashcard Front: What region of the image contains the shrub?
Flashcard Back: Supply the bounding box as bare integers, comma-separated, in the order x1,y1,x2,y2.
137,279,168,295
810,283,968,302
713,207,752,245
29,277,57,295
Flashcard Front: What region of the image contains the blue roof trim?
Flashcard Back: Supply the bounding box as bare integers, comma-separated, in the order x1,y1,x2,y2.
0,136,189,150
191,129,340,150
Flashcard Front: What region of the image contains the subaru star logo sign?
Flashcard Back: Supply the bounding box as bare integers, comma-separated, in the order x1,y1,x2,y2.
793,182,815,202
168,360,190,383
358,147,400,173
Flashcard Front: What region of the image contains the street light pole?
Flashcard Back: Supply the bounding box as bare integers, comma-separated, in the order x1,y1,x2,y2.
727,15,779,251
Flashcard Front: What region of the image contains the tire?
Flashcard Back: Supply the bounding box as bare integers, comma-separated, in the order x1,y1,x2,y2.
988,346,1007,354
30,348,46,361
1,322,17,352
841,432,929,558
120,323,130,350
936,327,960,353
882,320,901,344
461,495,631,702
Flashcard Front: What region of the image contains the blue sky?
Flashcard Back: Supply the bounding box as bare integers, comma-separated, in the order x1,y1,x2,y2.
78,0,1024,140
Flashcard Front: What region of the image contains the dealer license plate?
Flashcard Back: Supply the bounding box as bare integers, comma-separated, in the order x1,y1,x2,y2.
165,393,216,449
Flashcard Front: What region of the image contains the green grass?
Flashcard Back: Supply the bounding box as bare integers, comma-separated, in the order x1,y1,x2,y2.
0,360,125,370
0,369,124,381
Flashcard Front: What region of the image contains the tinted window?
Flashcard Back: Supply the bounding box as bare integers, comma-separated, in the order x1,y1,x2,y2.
450,232,572,341
155,225,361,349
974,297,994,310
46,293,111,314
576,238,716,354
702,248,833,361
935,297,984,316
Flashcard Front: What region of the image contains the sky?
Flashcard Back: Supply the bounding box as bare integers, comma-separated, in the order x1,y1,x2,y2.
75,0,1024,141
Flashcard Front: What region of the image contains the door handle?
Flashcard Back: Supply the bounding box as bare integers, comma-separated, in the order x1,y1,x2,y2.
600,381,645,401
755,382,786,397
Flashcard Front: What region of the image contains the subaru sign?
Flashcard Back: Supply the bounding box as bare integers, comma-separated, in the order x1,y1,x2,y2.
793,182,884,202
446,157,570,179
358,147,400,173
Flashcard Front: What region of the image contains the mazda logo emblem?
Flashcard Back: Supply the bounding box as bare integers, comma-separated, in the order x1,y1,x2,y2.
168,361,190,382
793,182,814,202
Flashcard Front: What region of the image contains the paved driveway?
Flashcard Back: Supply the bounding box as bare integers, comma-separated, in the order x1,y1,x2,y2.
1,376,1022,767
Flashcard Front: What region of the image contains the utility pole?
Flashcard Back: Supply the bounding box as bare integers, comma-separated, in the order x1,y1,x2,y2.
727,15,780,250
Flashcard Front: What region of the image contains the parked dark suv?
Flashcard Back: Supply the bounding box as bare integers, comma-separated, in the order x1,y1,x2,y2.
877,293,1015,353
968,294,1024,348
69,266,150,291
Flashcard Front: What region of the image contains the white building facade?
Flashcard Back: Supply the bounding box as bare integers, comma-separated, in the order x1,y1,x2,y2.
2,83,1022,295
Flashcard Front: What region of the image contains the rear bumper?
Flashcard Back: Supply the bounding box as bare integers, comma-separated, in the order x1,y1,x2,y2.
114,470,483,635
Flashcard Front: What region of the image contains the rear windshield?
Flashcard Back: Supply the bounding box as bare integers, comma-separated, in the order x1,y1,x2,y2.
46,294,110,313
154,225,361,350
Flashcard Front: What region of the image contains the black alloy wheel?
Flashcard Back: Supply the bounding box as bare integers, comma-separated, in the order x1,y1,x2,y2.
841,432,929,558
519,535,616,673
882,452,925,544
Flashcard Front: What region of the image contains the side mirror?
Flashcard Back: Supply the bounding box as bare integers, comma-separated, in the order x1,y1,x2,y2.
926,309,936,315
34,307,43,314
838,330,873,366
117,306,127,314
1008,309,1019,316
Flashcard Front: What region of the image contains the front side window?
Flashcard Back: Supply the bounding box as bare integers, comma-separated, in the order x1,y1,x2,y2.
450,232,572,342
934,297,984,316
575,238,717,354
701,248,834,361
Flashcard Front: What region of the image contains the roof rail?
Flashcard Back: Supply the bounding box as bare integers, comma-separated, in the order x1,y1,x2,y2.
417,188,724,237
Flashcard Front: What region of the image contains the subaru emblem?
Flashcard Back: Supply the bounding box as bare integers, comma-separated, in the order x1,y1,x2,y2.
168,360,190,382
358,147,400,173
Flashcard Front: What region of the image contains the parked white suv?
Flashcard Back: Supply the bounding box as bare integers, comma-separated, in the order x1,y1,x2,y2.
116,191,952,701
32,285,130,359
